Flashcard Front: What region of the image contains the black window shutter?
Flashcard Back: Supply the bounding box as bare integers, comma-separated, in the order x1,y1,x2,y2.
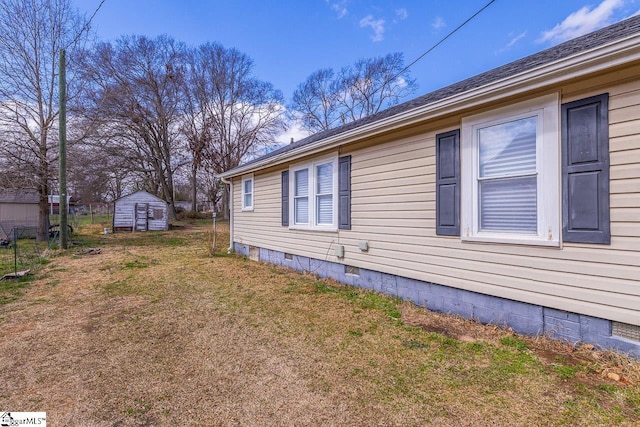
338,155,351,230
281,170,289,226
436,130,460,236
562,93,610,244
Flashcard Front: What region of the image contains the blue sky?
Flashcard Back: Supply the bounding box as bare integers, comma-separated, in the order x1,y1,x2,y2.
74,0,640,142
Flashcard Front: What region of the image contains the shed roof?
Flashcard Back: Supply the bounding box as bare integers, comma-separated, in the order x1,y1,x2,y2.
48,195,76,205
114,190,168,204
0,188,39,204
220,14,640,178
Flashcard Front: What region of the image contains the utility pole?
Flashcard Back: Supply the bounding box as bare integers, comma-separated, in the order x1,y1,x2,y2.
59,49,68,249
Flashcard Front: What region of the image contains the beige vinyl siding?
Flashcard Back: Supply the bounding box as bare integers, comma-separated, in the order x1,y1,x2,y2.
607,73,640,248
233,168,339,260
0,204,39,224
232,68,640,326
0,203,39,239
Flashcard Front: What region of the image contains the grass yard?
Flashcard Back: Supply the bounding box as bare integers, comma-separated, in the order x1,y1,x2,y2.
0,220,639,426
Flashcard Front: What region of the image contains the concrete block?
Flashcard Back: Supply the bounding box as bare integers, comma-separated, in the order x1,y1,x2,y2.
598,337,640,358
381,273,397,296
234,243,249,256
356,269,373,290
473,300,543,335
309,259,326,278
396,276,424,306
325,262,345,283
430,293,474,319
543,308,581,343
237,245,639,358
505,314,544,336
544,318,581,343
360,269,382,292
579,315,610,340
292,256,310,272
545,308,580,323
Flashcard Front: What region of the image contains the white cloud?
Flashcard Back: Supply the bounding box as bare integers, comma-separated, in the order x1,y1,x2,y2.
494,31,527,55
432,16,446,30
276,121,312,145
394,76,408,89
326,1,348,19
507,31,527,48
360,15,386,42
539,0,625,44
396,8,408,20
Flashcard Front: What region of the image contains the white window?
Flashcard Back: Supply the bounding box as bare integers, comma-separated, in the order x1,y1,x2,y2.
315,163,334,225
241,174,253,211
290,156,338,231
294,168,308,223
461,94,560,246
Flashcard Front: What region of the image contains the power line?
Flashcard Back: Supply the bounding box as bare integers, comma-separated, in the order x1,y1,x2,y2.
395,0,497,81
296,0,497,132
339,0,496,119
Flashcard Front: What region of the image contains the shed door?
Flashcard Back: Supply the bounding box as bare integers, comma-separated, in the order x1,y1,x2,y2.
135,203,148,231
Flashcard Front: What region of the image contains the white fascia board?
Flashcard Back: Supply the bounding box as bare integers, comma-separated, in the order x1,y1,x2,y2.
219,34,640,179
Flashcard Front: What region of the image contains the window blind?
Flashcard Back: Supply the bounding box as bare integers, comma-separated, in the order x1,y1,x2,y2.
294,169,309,224
478,117,537,233
316,163,333,224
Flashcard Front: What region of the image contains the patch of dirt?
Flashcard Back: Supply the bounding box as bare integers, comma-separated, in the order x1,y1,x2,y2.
401,304,510,344
401,303,640,389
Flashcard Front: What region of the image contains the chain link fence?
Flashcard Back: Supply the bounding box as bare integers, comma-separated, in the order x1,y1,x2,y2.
0,225,52,279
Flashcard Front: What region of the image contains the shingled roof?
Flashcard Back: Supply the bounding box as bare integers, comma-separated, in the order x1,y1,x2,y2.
0,188,39,204
223,14,640,176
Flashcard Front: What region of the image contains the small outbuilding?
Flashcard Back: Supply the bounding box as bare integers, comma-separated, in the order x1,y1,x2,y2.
112,191,168,232
0,188,39,239
48,195,76,215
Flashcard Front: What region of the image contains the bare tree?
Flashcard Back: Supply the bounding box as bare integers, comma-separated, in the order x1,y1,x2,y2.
182,43,288,216
0,0,89,240
181,48,215,213
290,69,341,133
76,35,187,219
291,53,418,133
66,141,130,204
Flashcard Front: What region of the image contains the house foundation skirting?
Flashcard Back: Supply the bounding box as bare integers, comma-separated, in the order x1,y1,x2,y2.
234,242,640,358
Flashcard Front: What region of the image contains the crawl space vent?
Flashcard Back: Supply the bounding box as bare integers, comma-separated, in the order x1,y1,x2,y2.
345,265,360,276
612,321,640,342
249,246,259,261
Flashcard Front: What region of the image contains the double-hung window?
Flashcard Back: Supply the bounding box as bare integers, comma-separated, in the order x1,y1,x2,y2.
461,94,560,246
290,156,338,230
241,174,254,211
293,168,309,223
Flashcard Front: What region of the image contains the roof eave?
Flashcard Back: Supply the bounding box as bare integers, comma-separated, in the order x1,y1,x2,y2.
218,33,640,179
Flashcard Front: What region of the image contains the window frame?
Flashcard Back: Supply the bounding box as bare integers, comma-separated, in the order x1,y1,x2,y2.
461,93,560,246
241,174,254,211
289,154,339,232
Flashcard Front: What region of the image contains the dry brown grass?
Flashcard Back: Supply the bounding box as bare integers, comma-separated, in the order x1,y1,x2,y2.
0,221,638,426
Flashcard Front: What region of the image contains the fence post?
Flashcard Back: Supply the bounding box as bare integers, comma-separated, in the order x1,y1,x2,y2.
13,227,17,276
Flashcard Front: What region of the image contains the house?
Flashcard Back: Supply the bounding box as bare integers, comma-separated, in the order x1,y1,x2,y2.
48,194,76,215
112,190,168,232
218,17,640,356
0,188,39,240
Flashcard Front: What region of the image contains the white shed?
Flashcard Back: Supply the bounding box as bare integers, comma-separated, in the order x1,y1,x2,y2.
112,191,168,232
